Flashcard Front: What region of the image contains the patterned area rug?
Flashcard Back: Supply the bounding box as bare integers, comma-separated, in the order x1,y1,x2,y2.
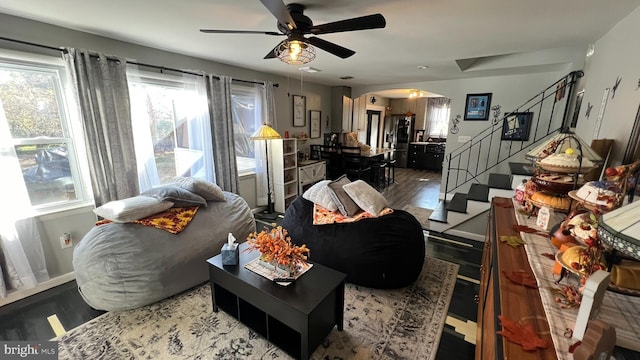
403,205,434,230
56,256,458,360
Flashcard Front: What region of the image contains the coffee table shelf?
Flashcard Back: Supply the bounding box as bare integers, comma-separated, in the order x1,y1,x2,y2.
207,242,346,360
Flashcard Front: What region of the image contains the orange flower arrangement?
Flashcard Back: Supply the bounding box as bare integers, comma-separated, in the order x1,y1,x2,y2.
245,226,310,275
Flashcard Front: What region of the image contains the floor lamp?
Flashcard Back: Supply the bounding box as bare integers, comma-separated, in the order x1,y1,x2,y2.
251,124,281,220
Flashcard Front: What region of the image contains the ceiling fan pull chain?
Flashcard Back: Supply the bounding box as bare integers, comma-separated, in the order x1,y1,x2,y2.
300,69,304,95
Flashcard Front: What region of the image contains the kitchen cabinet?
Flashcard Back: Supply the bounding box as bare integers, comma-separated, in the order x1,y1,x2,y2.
408,143,445,171
476,197,557,360
271,138,298,213
351,95,367,132
330,86,352,133
297,160,326,194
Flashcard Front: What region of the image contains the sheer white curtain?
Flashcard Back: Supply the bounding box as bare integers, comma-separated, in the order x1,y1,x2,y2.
254,81,278,207
0,99,49,298
127,67,214,191
426,97,451,138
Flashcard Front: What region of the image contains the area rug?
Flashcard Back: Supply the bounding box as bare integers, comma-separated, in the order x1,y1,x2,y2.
56,256,458,360
403,204,434,230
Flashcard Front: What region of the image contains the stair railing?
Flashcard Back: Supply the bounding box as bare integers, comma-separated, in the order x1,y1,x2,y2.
443,71,584,197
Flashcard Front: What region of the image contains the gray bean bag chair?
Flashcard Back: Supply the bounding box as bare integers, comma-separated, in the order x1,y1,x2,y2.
283,197,425,288
73,192,255,311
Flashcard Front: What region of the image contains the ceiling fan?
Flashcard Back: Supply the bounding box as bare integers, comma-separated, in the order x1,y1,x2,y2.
200,0,386,61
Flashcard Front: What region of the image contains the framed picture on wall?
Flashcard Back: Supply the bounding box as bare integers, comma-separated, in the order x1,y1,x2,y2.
570,90,584,128
309,110,321,138
464,93,492,120
501,112,533,141
293,95,306,127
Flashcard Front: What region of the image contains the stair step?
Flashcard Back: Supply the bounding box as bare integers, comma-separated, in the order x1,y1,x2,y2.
467,183,489,202
488,173,512,190
509,162,535,176
446,192,468,213
429,200,448,223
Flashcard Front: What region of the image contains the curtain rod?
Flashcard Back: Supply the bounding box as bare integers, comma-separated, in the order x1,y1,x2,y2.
0,36,278,87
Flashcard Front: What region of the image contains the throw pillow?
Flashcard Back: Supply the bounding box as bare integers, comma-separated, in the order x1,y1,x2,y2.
174,177,225,202
327,175,360,217
343,180,388,216
302,180,338,212
93,196,174,223
141,185,207,207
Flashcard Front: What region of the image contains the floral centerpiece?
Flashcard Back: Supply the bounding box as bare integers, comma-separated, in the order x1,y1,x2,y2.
245,226,310,277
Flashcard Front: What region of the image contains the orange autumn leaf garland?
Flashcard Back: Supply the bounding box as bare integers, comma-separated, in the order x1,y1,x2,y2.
245,226,310,271
497,315,548,351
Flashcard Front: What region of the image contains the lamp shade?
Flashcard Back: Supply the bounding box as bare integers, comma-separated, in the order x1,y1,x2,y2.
251,124,281,140
525,131,603,164
275,40,316,65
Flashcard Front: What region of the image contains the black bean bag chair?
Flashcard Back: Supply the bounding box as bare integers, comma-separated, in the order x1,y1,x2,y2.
283,197,425,289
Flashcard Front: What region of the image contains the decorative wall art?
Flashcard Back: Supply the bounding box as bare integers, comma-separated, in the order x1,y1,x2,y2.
491,105,502,125
501,112,533,141
555,79,567,101
464,93,492,120
450,114,461,134
293,95,306,127
611,76,621,99
585,102,594,119
309,110,321,139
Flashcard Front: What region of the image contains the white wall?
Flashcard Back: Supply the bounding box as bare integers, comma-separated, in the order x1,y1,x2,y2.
574,6,640,164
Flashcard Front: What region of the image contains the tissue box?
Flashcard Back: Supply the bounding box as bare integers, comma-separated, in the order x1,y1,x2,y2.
221,243,239,266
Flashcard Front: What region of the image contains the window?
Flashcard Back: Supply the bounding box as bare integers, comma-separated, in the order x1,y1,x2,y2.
231,85,262,175
0,57,88,210
128,71,214,191
427,97,451,138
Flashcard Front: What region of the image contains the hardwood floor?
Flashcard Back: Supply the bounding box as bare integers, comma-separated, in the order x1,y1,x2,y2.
381,167,443,210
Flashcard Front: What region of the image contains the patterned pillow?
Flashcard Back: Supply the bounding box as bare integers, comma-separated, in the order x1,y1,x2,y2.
302,180,338,212
141,185,207,207
174,177,225,202
343,180,388,216
327,175,360,217
93,196,174,223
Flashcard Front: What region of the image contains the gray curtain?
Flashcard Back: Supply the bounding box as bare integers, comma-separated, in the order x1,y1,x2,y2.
206,75,239,193
65,48,138,206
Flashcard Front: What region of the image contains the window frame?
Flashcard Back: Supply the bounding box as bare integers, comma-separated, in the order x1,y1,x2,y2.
0,52,92,213
231,84,261,176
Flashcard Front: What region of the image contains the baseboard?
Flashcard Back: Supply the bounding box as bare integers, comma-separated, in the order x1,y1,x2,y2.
445,229,485,243
0,272,75,308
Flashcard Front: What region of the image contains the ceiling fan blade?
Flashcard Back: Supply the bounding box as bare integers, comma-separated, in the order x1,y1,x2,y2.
260,0,297,30
263,39,288,59
305,37,355,59
200,29,283,36
310,14,386,35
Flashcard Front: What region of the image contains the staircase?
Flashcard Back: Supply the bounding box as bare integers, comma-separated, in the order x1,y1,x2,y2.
429,71,583,234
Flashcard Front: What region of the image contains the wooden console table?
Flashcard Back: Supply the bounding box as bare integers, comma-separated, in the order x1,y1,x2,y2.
478,197,640,360
476,197,557,360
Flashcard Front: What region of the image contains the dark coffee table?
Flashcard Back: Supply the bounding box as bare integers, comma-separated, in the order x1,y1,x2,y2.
207,242,346,360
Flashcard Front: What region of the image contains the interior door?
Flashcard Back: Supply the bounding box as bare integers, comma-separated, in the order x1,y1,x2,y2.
366,110,381,149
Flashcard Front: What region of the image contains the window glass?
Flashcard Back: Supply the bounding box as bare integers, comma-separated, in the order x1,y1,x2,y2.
0,62,86,208
231,86,261,174
128,73,213,190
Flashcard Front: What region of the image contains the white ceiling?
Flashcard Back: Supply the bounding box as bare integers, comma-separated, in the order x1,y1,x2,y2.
1,0,639,97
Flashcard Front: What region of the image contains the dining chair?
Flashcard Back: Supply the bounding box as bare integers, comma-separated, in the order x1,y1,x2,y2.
320,145,341,180
341,146,371,182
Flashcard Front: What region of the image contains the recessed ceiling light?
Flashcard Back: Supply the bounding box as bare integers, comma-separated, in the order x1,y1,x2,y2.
339,76,354,80
299,66,321,73
417,65,429,70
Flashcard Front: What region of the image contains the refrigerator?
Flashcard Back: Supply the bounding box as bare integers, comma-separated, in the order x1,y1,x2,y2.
383,114,414,167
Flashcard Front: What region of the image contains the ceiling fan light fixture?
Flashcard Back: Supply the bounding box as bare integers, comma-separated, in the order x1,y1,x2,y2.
276,40,316,65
